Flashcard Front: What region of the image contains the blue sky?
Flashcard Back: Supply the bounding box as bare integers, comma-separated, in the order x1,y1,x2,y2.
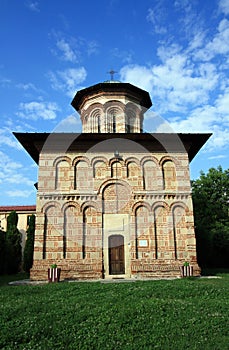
0,0,228,206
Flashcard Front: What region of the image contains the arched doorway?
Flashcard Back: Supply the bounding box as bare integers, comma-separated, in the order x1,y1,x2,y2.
108,235,125,275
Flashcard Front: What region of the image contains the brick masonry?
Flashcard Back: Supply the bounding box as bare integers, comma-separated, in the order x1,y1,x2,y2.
30,150,200,280
29,82,201,280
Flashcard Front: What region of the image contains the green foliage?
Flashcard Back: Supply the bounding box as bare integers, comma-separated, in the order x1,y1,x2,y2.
211,222,229,266
50,263,57,268
0,277,229,349
23,215,35,273
192,166,229,267
5,211,22,274
0,229,6,274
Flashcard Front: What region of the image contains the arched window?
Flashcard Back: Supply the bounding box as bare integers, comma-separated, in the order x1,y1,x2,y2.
111,161,122,178
89,108,102,133
126,113,135,133
106,107,121,133
98,116,101,133
113,115,116,133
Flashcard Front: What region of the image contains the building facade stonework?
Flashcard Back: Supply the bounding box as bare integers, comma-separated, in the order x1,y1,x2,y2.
14,81,211,280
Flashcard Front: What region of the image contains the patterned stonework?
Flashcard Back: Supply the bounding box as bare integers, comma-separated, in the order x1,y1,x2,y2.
25,81,203,280
30,149,200,280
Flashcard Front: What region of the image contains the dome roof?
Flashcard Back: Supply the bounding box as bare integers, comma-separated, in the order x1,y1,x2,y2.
71,81,152,112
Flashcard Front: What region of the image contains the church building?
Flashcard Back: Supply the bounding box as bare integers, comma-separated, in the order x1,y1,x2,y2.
14,80,211,280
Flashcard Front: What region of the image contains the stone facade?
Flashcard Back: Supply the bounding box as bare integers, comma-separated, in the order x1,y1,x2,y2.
14,81,211,280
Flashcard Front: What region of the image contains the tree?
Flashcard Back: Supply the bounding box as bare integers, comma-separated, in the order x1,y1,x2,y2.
23,214,35,273
5,211,22,274
0,229,6,274
192,166,229,268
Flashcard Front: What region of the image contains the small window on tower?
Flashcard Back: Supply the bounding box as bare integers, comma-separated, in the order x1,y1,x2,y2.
113,115,116,133
98,116,101,133
126,122,130,133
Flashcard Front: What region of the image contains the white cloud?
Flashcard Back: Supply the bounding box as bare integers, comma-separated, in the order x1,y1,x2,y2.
187,32,206,52
174,0,204,40
110,48,133,64
87,40,99,56
48,67,87,97
219,0,229,15
16,82,41,92
17,101,60,120
120,65,154,93
208,154,227,159
146,8,167,35
53,114,81,132
7,174,34,186
155,99,229,151
0,129,23,150
0,151,36,201
51,32,99,62
195,19,229,61
120,57,218,113
215,87,229,117
0,152,22,177
0,77,11,87
0,152,32,186
6,190,34,198
56,39,78,62
26,1,40,12
119,26,229,152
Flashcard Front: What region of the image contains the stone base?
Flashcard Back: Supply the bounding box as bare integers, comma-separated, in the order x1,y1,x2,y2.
131,261,201,278
30,260,103,281
30,259,201,281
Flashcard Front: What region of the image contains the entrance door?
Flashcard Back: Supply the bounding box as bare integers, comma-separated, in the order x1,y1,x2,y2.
109,235,125,275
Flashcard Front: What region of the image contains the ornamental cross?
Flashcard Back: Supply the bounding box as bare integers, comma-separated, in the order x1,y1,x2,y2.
107,69,117,80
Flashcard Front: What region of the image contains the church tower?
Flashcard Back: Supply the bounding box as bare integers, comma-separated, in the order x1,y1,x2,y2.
71,81,152,133
14,79,211,281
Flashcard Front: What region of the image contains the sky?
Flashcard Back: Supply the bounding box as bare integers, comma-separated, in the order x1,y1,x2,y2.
0,0,228,206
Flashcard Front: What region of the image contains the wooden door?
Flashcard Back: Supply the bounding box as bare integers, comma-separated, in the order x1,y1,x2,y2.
109,235,125,275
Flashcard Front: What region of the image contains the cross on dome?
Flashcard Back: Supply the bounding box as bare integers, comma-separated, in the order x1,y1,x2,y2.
107,69,117,80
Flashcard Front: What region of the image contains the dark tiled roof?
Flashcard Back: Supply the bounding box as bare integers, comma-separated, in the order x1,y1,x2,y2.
71,82,152,111
13,132,212,164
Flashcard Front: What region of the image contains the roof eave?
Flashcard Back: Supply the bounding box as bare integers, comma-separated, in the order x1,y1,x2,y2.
13,132,212,164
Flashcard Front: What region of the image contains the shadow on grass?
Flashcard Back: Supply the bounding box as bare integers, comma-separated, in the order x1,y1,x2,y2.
0,272,29,286
201,267,229,276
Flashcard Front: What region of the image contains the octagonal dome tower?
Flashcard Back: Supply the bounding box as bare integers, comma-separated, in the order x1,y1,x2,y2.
71,81,152,133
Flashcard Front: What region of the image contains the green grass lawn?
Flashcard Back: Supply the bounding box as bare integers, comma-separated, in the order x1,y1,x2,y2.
0,273,228,350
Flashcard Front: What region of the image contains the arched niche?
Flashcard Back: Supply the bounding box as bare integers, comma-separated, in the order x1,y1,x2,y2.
55,159,70,190
74,160,93,191
102,182,131,214
162,160,177,191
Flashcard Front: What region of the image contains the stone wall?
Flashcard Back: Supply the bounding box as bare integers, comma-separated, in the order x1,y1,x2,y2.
30,150,200,281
